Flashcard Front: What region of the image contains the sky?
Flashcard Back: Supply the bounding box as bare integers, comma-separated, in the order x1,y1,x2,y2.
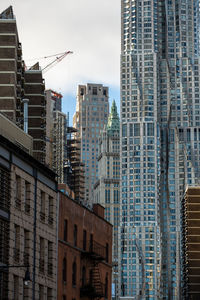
0,0,121,125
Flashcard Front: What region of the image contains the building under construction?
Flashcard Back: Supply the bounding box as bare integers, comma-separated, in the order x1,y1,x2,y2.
0,6,46,163
65,126,85,203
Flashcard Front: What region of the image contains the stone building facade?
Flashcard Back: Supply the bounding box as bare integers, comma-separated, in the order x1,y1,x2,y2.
0,129,57,299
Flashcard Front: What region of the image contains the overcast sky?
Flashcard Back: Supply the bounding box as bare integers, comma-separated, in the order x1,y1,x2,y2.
0,0,121,124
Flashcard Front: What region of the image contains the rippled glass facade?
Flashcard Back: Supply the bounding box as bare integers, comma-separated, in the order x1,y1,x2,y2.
120,0,200,299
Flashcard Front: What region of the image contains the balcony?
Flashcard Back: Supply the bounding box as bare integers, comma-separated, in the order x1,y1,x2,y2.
82,240,106,261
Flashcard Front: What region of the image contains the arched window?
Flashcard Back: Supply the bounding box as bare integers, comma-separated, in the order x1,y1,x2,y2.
82,266,86,286
72,261,77,286
62,257,67,283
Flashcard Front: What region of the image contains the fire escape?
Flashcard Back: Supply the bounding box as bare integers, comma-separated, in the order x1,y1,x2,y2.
80,239,108,299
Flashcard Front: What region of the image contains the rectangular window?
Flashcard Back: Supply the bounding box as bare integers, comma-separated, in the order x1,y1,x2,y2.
74,225,77,247
0,165,10,212
13,275,19,300
40,191,45,222
39,237,45,273
39,285,44,300
147,123,154,136
15,176,21,209
47,288,53,300
24,229,30,266
64,220,68,242
48,196,53,226
48,241,53,276
134,124,140,136
14,225,20,262
24,181,31,214
83,230,87,251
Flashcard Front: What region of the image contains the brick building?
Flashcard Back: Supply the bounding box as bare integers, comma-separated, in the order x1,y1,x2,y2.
0,119,58,299
58,184,112,300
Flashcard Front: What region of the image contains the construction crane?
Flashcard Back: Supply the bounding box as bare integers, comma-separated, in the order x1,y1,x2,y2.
26,50,73,73
42,50,73,73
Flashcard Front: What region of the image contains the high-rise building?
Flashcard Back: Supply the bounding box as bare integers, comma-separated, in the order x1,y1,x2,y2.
120,0,200,299
94,100,120,299
73,83,109,204
46,89,68,183
0,6,46,164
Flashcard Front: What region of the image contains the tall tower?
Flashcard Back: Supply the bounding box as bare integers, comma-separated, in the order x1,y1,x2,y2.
94,100,120,299
120,0,200,299
73,83,109,204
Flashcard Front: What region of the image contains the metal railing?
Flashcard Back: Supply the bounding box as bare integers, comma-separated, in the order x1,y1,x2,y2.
82,240,106,260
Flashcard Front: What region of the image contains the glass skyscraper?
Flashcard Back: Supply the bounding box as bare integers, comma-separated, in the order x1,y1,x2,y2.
120,0,200,299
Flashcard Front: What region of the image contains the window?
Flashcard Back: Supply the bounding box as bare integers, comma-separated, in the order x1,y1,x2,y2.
64,220,68,242
47,287,52,299
48,196,53,225
106,243,109,263
83,230,87,251
39,285,44,300
73,225,77,247
13,275,19,300
62,258,67,283
105,273,108,299
48,241,53,276
89,234,93,252
24,181,30,214
72,261,77,286
39,237,45,273
82,266,86,286
24,229,30,265
15,175,21,209
14,225,20,262
40,191,45,222
0,166,10,212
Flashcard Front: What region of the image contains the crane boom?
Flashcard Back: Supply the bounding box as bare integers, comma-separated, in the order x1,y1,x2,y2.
42,50,73,74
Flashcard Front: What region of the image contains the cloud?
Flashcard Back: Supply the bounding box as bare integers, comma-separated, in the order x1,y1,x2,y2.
0,0,120,98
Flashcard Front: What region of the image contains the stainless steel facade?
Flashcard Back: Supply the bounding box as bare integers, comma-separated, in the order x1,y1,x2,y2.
120,0,200,299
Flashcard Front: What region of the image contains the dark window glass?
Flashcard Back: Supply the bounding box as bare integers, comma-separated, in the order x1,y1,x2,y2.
62,258,67,282
64,220,68,241
74,225,77,247
72,262,76,286
83,230,87,251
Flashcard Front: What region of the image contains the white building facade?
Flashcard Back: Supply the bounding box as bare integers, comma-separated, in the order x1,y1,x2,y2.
94,100,120,299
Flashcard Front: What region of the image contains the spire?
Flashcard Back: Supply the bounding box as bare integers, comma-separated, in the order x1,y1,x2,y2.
0,6,14,19
107,100,120,135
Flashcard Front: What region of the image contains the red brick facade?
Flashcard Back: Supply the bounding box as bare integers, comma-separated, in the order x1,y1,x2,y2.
57,186,112,300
